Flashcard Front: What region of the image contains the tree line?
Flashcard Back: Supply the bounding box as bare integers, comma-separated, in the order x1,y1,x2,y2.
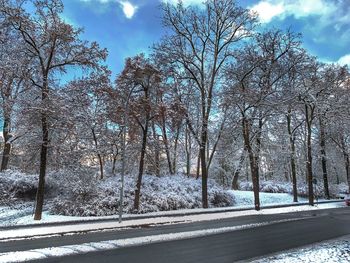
0,0,349,220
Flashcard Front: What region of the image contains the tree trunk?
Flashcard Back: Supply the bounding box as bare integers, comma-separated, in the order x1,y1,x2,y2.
134,121,149,211
345,153,350,193
336,169,340,185
111,145,118,175
242,117,260,211
305,105,314,206
172,125,181,174
91,128,104,180
200,121,208,208
231,150,245,190
287,111,298,202
161,119,173,175
97,155,104,180
251,162,260,211
152,122,160,177
340,136,350,193
34,82,49,221
253,115,263,211
112,155,117,174
185,125,191,177
245,158,249,181
196,151,201,179
290,136,298,202
319,118,330,199
1,116,11,171
284,164,290,182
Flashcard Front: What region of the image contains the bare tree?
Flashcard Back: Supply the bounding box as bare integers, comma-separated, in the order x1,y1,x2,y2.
0,23,31,171
0,0,106,220
115,54,161,211
226,29,301,210
64,68,112,180
156,0,257,208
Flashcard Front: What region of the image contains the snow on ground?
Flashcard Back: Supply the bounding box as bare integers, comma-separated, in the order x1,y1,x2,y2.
251,234,350,263
0,205,33,226
14,211,88,225
229,191,308,206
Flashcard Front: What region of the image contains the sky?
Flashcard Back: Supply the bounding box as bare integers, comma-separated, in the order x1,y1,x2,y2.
61,0,350,77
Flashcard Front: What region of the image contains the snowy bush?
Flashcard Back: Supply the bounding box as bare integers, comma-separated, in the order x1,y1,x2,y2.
297,183,326,198
239,179,347,198
211,191,234,207
329,183,349,196
239,180,292,193
0,168,96,205
0,170,39,202
50,173,235,216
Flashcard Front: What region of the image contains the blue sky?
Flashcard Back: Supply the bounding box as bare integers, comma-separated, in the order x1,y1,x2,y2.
61,0,350,76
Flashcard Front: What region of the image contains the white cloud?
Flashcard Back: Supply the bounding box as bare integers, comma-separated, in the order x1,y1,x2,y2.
79,0,138,19
250,0,336,23
338,54,350,66
119,1,137,19
161,0,204,7
250,1,284,23
289,0,333,18
80,0,111,2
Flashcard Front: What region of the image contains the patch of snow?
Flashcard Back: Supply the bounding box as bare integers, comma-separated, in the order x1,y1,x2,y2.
14,212,87,225
251,234,350,263
229,190,308,206
0,205,33,226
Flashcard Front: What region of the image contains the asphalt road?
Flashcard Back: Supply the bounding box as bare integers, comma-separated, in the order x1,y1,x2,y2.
4,207,350,262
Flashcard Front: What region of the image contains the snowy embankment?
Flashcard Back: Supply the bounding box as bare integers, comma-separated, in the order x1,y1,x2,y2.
0,169,234,216
0,169,347,226
0,169,234,226
251,234,350,263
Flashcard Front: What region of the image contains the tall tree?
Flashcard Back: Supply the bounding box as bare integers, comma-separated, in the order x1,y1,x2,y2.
298,60,326,206
0,0,106,220
227,29,301,210
281,50,308,202
64,68,112,180
115,54,161,211
0,22,31,171
316,64,348,199
156,0,257,208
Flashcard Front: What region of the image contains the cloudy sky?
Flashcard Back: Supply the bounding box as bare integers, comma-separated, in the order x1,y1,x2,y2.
61,0,350,75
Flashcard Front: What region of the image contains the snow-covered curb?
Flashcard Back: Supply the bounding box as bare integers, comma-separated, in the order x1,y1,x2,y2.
0,217,306,263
